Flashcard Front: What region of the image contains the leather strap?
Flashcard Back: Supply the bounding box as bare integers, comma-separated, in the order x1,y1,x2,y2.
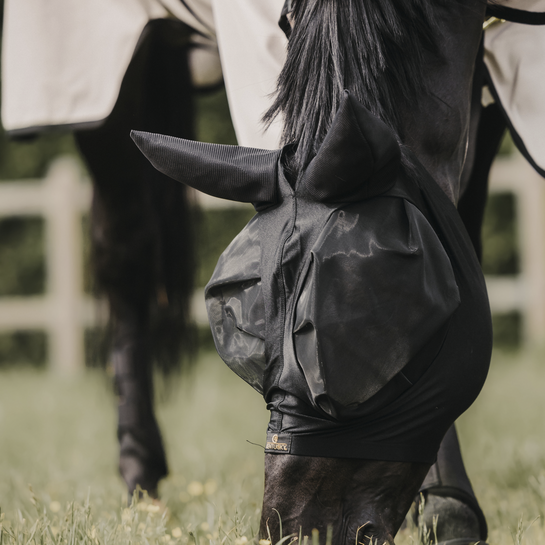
486,5,545,25
279,0,294,38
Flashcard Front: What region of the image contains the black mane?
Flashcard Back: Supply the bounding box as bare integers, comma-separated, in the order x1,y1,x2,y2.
264,0,452,176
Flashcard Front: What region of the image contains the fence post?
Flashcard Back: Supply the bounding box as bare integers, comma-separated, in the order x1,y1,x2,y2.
488,153,545,346
43,158,87,374
515,160,545,346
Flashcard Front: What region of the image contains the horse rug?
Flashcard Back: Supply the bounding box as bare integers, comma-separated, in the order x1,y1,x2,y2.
484,0,545,175
1,0,287,148
4,0,545,164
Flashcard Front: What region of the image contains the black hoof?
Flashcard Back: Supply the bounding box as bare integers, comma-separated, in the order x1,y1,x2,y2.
419,495,486,545
119,428,168,500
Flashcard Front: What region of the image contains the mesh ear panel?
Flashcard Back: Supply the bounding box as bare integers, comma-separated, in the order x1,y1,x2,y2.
131,130,280,207
301,92,400,203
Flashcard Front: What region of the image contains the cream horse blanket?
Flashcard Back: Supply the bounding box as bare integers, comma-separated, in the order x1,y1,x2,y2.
1,0,286,148
1,0,545,169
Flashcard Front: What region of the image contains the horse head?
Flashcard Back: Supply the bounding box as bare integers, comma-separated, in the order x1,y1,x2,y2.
132,91,459,417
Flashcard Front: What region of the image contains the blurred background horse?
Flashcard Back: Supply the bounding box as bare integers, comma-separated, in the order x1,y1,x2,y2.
1,0,228,498
2,0,288,500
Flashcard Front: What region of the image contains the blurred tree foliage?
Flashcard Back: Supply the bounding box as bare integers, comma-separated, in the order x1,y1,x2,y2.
0,131,79,181
482,192,519,276
0,331,46,368
498,128,516,156
0,217,45,296
195,88,237,145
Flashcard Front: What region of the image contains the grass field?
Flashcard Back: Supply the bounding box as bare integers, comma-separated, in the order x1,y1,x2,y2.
1,348,545,544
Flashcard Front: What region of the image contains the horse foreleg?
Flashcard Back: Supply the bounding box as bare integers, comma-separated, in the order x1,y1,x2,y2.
418,102,506,544
74,19,195,498
417,425,487,544
458,102,507,260
76,126,169,498
113,317,167,498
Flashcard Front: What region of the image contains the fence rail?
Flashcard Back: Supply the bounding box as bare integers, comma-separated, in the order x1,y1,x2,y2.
0,153,543,373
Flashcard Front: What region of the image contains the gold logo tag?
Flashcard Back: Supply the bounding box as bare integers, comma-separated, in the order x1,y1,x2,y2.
266,433,289,451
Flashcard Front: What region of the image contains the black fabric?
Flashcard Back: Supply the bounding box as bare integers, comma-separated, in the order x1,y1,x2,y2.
133,92,492,464
265,166,491,463
486,5,545,25
205,214,265,392
131,131,280,209
300,93,400,203
289,195,459,415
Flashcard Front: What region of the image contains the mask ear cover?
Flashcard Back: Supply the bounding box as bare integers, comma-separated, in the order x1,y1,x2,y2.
130,91,399,208
130,131,281,210
301,91,401,203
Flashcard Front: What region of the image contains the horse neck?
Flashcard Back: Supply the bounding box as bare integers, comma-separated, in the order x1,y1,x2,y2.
399,1,487,204
267,0,487,205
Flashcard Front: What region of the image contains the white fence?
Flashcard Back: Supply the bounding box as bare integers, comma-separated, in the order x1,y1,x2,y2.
0,158,94,374
0,153,543,373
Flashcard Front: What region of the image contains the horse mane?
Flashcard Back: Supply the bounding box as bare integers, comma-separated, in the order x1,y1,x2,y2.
263,0,454,177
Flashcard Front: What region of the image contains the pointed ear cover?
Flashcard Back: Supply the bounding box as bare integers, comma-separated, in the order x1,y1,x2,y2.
131,131,280,207
301,91,401,203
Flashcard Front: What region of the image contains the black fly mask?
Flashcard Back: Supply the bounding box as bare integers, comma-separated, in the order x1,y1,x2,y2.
132,92,460,420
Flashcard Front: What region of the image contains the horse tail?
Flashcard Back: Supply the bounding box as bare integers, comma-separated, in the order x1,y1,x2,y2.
81,19,198,376
264,0,447,176
142,20,198,376
149,177,198,375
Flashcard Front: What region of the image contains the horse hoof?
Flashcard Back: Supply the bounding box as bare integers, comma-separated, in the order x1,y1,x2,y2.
419,495,485,545
118,430,168,500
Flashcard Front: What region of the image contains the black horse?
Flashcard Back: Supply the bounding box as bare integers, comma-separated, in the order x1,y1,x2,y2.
131,0,503,543
2,2,532,543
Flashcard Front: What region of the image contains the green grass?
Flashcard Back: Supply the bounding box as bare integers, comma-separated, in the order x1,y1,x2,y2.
1,348,545,544
0,353,267,544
